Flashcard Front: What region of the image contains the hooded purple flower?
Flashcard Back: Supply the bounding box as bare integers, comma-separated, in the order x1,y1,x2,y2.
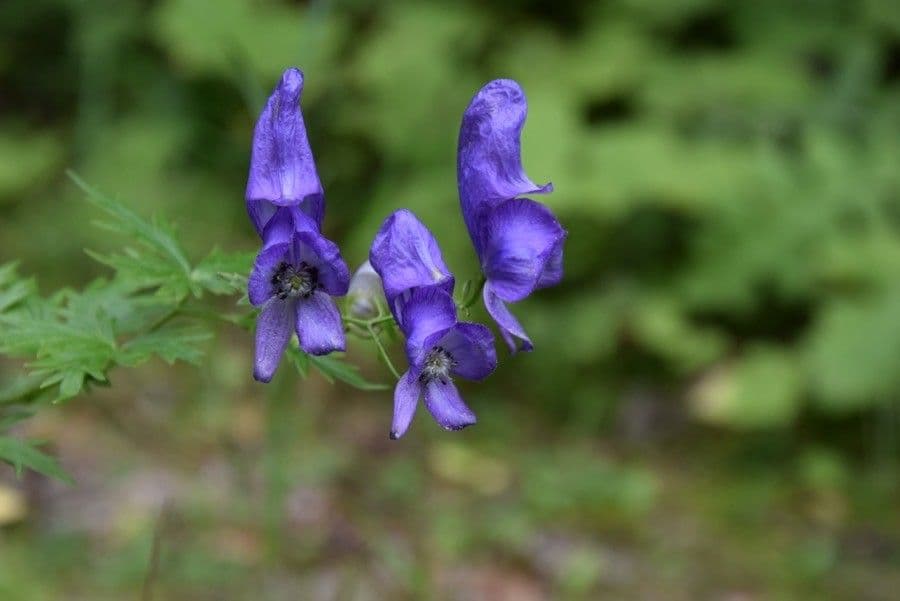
389,285,496,439
457,79,566,352
368,209,454,319
368,209,497,438
246,67,324,236
249,207,350,382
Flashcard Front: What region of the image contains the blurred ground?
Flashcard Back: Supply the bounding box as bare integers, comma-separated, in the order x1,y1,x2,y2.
2,0,900,599
1,348,898,599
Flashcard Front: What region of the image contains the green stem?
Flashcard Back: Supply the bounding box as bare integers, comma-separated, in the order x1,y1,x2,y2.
367,323,400,380
343,314,396,328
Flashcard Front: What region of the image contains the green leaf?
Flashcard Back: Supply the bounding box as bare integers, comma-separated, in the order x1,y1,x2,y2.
308,354,388,391
0,307,116,403
191,248,254,296
68,171,194,300
0,262,35,315
119,323,213,366
0,436,74,484
287,345,310,378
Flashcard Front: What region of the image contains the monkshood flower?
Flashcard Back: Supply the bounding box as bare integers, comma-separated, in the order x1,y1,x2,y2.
249,207,350,382
246,67,324,236
368,209,454,319
457,79,567,353
389,285,496,439
368,209,496,437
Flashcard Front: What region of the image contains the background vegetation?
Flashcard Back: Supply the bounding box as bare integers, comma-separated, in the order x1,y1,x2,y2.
1,0,899,598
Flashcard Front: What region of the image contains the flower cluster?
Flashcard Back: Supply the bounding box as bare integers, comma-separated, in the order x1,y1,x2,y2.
246,69,567,437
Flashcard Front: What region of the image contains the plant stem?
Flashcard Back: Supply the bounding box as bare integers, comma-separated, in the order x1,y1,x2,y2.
367,323,400,380
342,314,395,328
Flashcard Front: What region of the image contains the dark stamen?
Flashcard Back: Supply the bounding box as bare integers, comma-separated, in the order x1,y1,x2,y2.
419,346,455,384
271,261,319,299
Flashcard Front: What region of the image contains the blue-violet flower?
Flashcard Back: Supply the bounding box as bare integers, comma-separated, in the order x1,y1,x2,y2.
390,285,496,439
457,79,567,352
249,208,350,382
368,209,497,438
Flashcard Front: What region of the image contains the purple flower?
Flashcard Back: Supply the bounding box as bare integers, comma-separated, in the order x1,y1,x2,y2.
368,209,454,318
389,286,496,439
246,67,324,236
457,79,566,352
248,208,350,382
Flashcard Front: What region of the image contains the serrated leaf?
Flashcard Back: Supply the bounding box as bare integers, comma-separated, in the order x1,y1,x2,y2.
68,171,194,300
0,437,73,484
191,248,254,296
85,248,192,301
0,291,118,403
0,262,35,315
308,354,388,391
119,324,213,366
287,345,310,378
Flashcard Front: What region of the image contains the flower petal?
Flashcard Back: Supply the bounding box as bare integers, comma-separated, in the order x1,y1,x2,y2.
295,290,345,355
248,242,290,306
254,297,295,382
246,68,324,235
259,207,295,249
423,379,477,431
482,198,566,302
293,230,351,296
536,235,565,290
483,283,533,353
430,322,497,381
393,285,458,364
390,369,421,439
369,209,454,311
457,79,552,253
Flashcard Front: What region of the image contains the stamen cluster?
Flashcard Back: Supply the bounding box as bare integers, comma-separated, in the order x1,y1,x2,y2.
420,346,454,384
272,262,318,299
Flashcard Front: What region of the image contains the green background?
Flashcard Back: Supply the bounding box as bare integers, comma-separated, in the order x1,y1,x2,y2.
1,0,899,598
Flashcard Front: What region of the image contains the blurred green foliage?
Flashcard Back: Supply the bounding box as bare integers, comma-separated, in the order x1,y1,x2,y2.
2,0,900,598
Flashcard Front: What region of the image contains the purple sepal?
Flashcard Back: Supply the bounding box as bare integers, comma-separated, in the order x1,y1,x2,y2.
457,79,552,254
246,68,325,235
369,209,455,315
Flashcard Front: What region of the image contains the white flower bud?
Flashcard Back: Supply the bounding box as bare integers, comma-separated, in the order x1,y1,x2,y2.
347,260,384,318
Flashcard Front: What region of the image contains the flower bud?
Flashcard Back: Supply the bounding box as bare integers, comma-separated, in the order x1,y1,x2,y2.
347,260,384,318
